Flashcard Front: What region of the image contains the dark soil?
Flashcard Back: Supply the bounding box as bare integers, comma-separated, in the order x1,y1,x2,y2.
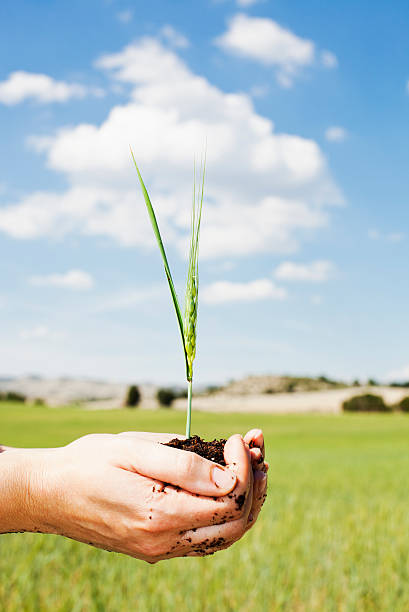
164,435,227,466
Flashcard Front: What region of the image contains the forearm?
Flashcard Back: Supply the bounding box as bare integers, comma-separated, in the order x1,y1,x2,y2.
0,450,42,534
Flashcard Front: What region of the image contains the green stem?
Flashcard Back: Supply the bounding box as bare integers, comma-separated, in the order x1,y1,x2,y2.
186,380,192,438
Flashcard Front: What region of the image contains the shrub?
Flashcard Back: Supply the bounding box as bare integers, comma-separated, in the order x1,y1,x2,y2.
125,385,141,408
0,391,26,403
206,385,222,395
174,388,188,399
342,394,389,413
33,398,46,406
157,388,176,407
398,397,409,413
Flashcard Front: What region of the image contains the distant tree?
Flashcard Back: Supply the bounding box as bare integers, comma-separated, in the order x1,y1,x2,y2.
206,385,222,395
390,381,409,388
3,391,26,403
157,388,176,407
342,394,389,413
367,378,378,387
174,387,188,399
398,397,409,413
125,385,141,408
352,379,360,387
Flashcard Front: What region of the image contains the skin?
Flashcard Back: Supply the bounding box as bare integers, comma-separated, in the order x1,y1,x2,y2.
0,429,267,563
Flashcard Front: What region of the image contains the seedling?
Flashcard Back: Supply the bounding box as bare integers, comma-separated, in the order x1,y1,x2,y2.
131,149,204,438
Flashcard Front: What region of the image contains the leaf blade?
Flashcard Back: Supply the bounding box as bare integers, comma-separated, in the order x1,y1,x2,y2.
130,148,189,379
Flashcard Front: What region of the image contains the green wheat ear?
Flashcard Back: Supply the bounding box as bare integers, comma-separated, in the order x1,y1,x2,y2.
131,148,205,438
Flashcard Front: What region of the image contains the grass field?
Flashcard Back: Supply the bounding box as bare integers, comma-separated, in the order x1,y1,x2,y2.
1,402,409,611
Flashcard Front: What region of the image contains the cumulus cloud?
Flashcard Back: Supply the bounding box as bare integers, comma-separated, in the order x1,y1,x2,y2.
325,126,348,142
19,325,50,340
368,229,404,243
29,269,94,290
387,232,405,243
160,25,189,48
311,294,323,305
215,14,315,87
202,279,287,304
116,10,133,24
0,71,102,105
0,38,341,260
320,50,338,69
236,0,259,6
274,260,334,282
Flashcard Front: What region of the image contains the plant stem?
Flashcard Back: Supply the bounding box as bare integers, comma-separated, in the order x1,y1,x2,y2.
186,380,192,438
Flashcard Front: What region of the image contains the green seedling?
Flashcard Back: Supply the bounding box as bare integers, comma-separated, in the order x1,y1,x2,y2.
131,149,205,437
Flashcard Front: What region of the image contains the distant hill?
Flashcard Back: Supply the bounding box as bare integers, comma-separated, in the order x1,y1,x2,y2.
218,375,348,396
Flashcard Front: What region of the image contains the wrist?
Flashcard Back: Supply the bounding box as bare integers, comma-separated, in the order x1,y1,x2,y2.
0,449,49,534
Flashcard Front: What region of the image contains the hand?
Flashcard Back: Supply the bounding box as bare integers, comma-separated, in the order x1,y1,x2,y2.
1,431,257,563
244,429,268,531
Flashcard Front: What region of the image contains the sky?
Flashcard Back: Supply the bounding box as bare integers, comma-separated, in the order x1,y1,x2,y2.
0,0,409,386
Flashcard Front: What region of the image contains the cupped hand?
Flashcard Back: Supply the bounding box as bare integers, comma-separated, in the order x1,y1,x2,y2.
13,431,259,563
243,429,268,531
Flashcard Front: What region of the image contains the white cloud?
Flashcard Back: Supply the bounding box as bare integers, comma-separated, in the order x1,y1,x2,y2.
215,14,315,87
116,9,133,24
160,25,189,48
0,71,102,105
368,228,379,240
19,325,50,340
386,364,409,381
325,126,348,142
236,0,259,6
93,286,164,312
202,279,287,304
249,84,269,98
29,269,94,290
387,232,404,243
0,38,341,260
274,260,334,282
368,229,404,243
321,50,338,69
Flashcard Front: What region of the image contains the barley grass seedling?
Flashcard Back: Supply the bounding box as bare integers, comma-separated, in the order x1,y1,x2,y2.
131,149,204,437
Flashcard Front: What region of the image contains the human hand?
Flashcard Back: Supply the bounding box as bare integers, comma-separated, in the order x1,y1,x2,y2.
243,429,268,531
2,431,256,562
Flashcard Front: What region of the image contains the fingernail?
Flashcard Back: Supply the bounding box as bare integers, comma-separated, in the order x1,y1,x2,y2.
212,466,236,489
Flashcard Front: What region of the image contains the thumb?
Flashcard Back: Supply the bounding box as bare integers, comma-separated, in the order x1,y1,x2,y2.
117,436,237,497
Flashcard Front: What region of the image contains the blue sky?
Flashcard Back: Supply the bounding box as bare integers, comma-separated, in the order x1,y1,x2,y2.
0,0,408,385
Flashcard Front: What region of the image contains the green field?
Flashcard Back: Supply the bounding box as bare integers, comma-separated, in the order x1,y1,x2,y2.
1,402,409,611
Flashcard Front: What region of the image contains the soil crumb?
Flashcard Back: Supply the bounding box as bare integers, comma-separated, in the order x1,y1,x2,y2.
164,435,226,466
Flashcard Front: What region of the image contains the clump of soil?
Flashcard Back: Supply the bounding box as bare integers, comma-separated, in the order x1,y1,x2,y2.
164,435,226,466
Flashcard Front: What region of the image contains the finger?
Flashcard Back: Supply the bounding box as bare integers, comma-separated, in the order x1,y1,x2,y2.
119,432,185,444
224,435,252,503
250,447,265,469
243,429,265,459
245,470,267,532
118,438,237,497
181,482,254,556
